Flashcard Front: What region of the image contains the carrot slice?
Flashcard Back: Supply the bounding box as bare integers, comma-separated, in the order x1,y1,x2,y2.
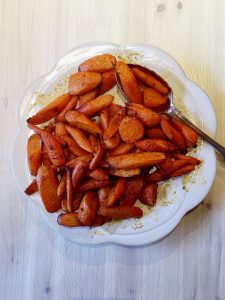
119,116,144,144
116,61,142,104
27,93,71,125
65,111,103,135
55,96,78,122
69,72,102,95
78,191,99,226
107,178,127,207
103,107,126,140
132,67,169,94
135,139,177,152
24,179,39,195
99,69,116,94
99,206,143,219
27,134,42,176
127,103,160,127
79,54,116,72
28,123,65,167
77,94,113,116
143,87,167,108
107,152,166,169
160,119,186,151
57,212,82,227
139,183,158,207
65,124,93,153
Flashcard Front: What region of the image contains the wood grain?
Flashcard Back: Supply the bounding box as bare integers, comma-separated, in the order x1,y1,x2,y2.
1,0,225,299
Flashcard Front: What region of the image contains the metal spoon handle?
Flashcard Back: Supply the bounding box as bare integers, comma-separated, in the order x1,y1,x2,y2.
170,106,225,159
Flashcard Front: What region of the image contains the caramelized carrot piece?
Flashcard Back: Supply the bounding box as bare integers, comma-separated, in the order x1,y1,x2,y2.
79,54,116,72
78,191,99,226
77,88,98,108
65,124,93,153
69,72,102,95
171,118,198,147
116,61,142,104
24,179,39,195
77,94,113,116
27,134,42,176
79,179,110,191
99,69,116,94
119,116,144,144
57,212,82,227
139,183,158,207
143,87,167,108
65,111,103,135
120,177,144,207
28,123,65,167
103,107,126,140
107,178,127,207
66,169,73,212
107,152,166,169
135,139,177,152
108,142,134,157
99,206,143,219
27,93,71,125
146,128,168,140
57,171,67,198
127,103,161,127
160,119,186,151
88,168,109,181
98,186,112,208
55,96,78,122
169,164,196,178
132,67,169,94
72,161,88,189
89,144,103,170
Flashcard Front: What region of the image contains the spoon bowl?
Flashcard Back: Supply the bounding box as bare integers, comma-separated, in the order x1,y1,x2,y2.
116,63,225,160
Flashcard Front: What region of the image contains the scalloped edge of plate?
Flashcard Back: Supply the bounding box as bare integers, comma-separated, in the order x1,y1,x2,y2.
12,42,217,246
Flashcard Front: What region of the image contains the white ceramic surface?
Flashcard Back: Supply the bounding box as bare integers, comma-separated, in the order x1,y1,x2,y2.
12,42,217,246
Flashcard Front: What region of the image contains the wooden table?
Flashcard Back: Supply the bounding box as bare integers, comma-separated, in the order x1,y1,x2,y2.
1,0,225,299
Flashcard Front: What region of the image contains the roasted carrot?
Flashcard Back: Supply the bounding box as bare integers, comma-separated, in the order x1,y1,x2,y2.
88,168,109,181
99,69,116,94
24,179,39,195
66,111,102,136
72,161,88,189
107,178,127,207
69,72,102,95
78,191,99,226
132,67,169,94
57,212,82,227
103,107,126,140
116,61,142,104
79,54,116,72
107,152,166,169
120,177,144,206
36,166,61,213
127,103,161,127
28,123,65,167
65,124,93,153
55,96,78,122
135,139,177,152
27,93,71,125
27,134,42,176
119,116,144,144
139,183,158,207
99,206,143,219
77,94,113,116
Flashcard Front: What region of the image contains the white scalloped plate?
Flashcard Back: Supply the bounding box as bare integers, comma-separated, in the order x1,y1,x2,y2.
12,42,217,246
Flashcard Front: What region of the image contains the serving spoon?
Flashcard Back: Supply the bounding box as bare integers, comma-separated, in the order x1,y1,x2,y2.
116,64,225,160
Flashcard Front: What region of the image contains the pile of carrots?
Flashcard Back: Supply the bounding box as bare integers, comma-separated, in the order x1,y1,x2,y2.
25,53,201,227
